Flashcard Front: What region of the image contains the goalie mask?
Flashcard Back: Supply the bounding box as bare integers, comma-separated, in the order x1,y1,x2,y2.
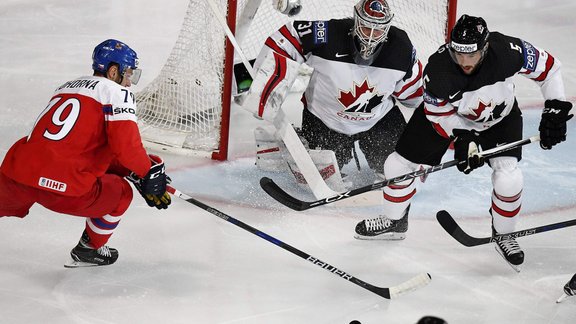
352,0,394,65
92,39,141,85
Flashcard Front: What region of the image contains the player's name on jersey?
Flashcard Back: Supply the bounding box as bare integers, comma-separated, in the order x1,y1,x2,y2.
56,79,100,91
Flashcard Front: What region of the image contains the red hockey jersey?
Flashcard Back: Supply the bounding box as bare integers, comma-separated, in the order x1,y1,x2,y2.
0,76,151,197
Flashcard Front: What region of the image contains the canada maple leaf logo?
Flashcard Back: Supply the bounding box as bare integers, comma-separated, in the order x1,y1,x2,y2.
463,99,507,122
337,80,384,115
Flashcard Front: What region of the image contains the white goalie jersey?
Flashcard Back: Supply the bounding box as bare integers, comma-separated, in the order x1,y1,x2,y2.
254,18,423,136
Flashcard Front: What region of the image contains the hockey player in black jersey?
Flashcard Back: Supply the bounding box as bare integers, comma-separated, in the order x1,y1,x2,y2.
251,0,423,186
557,273,576,303
355,15,573,271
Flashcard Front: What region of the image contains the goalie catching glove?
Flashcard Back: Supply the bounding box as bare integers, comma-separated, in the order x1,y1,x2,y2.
273,0,302,17
539,99,573,150
127,154,171,209
452,129,486,174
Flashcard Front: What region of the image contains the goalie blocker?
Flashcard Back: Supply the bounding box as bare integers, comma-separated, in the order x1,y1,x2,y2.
241,50,302,121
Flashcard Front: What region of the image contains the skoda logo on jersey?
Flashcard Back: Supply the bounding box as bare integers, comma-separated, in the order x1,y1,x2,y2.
113,107,136,115
313,21,328,44
337,79,384,119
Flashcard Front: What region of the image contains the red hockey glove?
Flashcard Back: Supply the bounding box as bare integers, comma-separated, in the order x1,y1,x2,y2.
539,99,573,150
127,155,171,209
452,129,485,174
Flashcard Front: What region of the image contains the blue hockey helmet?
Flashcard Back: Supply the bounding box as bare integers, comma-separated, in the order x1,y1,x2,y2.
92,39,141,84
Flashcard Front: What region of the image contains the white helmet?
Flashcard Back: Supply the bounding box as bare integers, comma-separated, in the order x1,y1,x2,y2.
352,0,394,64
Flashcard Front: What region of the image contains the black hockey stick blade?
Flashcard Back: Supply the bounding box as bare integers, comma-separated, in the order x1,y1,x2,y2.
261,135,540,211
260,177,308,211
436,210,490,246
436,210,576,247
167,185,431,299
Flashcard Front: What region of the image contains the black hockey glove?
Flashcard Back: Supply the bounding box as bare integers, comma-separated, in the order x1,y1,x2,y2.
452,129,485,174
127,154,171,210
539,99,573,150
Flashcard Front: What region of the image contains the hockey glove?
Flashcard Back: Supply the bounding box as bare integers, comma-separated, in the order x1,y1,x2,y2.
274,0,302,17
539,99,573,150
452,129,485,174
127,155,171,210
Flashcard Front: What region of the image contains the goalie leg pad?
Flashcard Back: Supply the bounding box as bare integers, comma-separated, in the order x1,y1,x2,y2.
255,126,289,172
287,149,348,192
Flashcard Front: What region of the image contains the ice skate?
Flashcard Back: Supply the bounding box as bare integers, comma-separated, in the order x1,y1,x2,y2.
354,211,408,240
64,231,118,268
493,228,524,272
557,273,576,303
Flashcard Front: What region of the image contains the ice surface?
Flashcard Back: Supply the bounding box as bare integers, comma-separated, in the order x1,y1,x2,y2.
1,1,575,323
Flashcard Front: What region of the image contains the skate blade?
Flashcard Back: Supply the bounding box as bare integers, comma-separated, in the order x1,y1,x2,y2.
494,246,522,273
64,259,100,268
354,232,406,240
556,294,571,303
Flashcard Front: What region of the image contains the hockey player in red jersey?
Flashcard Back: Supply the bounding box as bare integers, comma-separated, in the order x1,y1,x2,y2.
354,15,573,271
253,0,423,180
0,39,171,267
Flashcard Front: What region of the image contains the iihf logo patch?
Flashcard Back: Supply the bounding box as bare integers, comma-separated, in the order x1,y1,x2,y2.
38,177,67,192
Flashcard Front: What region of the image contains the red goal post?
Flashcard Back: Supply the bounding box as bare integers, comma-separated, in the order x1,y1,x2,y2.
135,0,458,160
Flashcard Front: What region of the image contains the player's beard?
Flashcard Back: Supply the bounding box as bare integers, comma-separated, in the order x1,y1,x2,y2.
460,64,476,75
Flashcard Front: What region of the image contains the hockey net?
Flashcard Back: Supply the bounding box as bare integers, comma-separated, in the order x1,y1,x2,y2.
135,0,458,160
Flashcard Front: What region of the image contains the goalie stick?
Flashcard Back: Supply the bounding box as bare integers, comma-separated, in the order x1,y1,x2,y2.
207,0,338,199
166,185,431,299
261,135,541,211
436,210,576,247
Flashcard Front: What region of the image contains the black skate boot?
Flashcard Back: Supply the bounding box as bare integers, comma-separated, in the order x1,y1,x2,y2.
354,207,409,240
493,227,524,272
557,273,576,303
64,231,118,268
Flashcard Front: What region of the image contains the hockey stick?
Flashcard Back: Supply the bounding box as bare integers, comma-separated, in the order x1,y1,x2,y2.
167,185,431,299
206,0,256,79
206,0,338,199
261,135,541,211
436,210,576,247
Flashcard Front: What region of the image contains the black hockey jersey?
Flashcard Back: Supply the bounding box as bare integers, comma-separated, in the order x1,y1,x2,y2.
423,31,566,138
255,19,423,135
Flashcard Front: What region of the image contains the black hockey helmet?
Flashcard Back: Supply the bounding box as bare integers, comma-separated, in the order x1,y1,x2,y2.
450,14,489,54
